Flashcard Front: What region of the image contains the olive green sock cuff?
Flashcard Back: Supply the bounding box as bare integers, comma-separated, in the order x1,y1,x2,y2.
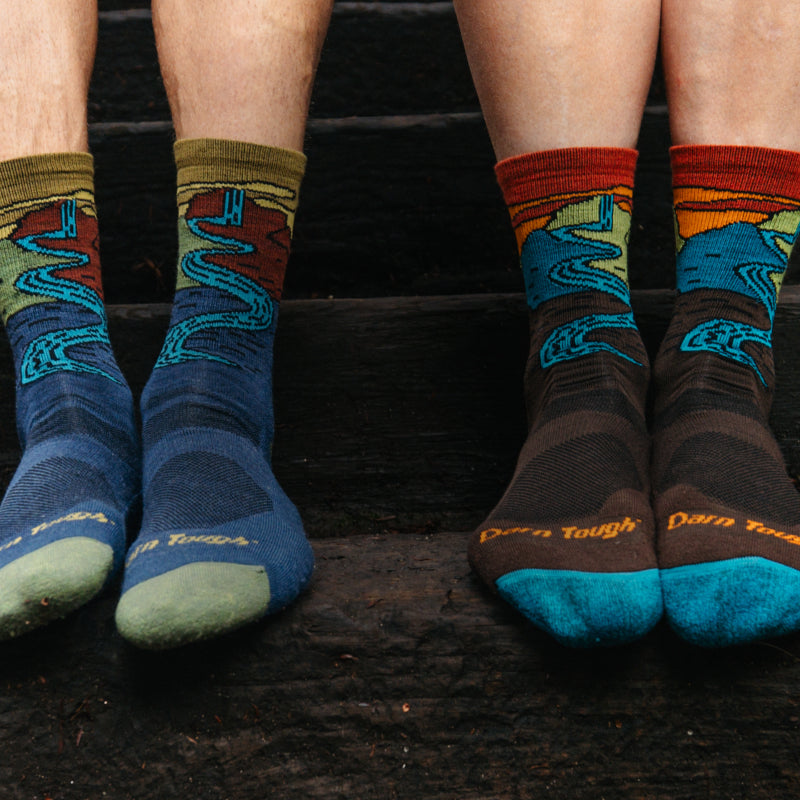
174,138,306,234
174,138,306,194
0,152,95,208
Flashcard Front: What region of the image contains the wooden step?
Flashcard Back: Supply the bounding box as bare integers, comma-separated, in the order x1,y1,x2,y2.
88,110,799,305
107,287,800,516
91,4,667,123
90,111,678,304
1,291,799,530
3,529,800,800
91,4,481,123
2,288,800,796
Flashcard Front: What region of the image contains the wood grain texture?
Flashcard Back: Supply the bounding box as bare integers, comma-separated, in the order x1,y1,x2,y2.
2,531,800,799
91,5,479,123
88,112,683,304
1,292,799,535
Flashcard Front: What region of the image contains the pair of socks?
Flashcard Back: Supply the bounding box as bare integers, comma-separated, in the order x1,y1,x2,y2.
0,140,312,649
469,145,800,648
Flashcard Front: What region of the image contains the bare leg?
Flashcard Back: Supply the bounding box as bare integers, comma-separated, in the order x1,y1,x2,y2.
0,0,95,159
453,0,661,158
654,1,800,645
152,0,333,150
663,0,800,147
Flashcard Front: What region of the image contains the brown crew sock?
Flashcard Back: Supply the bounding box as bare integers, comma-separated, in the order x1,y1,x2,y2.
654,144,800,646
467,148,662,647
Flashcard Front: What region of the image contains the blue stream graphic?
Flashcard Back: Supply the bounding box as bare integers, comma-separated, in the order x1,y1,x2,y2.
681,319,773,383
155,189,274,369
14,200,117,385
541,313,640,369
522,195,641,367
678,224,797,386
546,195,629,304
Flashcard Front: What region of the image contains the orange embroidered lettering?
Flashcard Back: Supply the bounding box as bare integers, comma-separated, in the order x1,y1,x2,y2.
668,512,688,530
745,519,800,547
480,527,551,543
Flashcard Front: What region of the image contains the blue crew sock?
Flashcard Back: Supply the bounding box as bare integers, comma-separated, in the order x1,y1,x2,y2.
115,139,313,649
0,153,139,638
467,148,662,647
654,145,800,646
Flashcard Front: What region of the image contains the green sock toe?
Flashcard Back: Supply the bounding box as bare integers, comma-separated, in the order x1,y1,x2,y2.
115,562,271,650
0,537,114,640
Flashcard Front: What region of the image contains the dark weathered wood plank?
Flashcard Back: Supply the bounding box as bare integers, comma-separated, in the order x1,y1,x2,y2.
90,4,478,123
90,4,665,123
2,531,800,800
89,107,800,303
0,291,799,536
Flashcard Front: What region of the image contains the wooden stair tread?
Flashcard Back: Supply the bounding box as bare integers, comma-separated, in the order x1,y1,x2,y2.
1,291,799,533
2,529,800,798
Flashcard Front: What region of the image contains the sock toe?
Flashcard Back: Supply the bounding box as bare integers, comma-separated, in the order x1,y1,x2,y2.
496,568,663,647
115,561,271,650
0,537,114,639
662,557,800,647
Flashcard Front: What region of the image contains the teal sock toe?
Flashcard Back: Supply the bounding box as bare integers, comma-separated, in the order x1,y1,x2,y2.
0,537,114,639
496,568,663,648
661,557,800,647
116,562,271,650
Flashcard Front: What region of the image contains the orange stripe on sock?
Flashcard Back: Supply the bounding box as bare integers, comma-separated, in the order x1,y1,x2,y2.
507,185,634,251
674,186,800,239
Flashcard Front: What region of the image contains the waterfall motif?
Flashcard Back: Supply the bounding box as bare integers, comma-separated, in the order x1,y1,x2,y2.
13,199,117,385
154,188,275,369
527,194,641,367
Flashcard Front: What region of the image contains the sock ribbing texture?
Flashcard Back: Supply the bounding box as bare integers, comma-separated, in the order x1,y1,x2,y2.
115,139,312,649
0,153,139,638
654,144,800,646
467,148,662,647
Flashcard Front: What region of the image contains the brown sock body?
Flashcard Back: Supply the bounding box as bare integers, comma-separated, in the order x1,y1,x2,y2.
653,144,800,646
469,305,654,585
467,148,663,647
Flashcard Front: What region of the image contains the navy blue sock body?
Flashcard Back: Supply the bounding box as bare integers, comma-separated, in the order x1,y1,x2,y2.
0,154,138,638
115,140,312,649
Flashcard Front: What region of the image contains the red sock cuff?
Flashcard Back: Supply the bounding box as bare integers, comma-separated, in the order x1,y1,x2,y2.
495,147,638,206
671,144,800,200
